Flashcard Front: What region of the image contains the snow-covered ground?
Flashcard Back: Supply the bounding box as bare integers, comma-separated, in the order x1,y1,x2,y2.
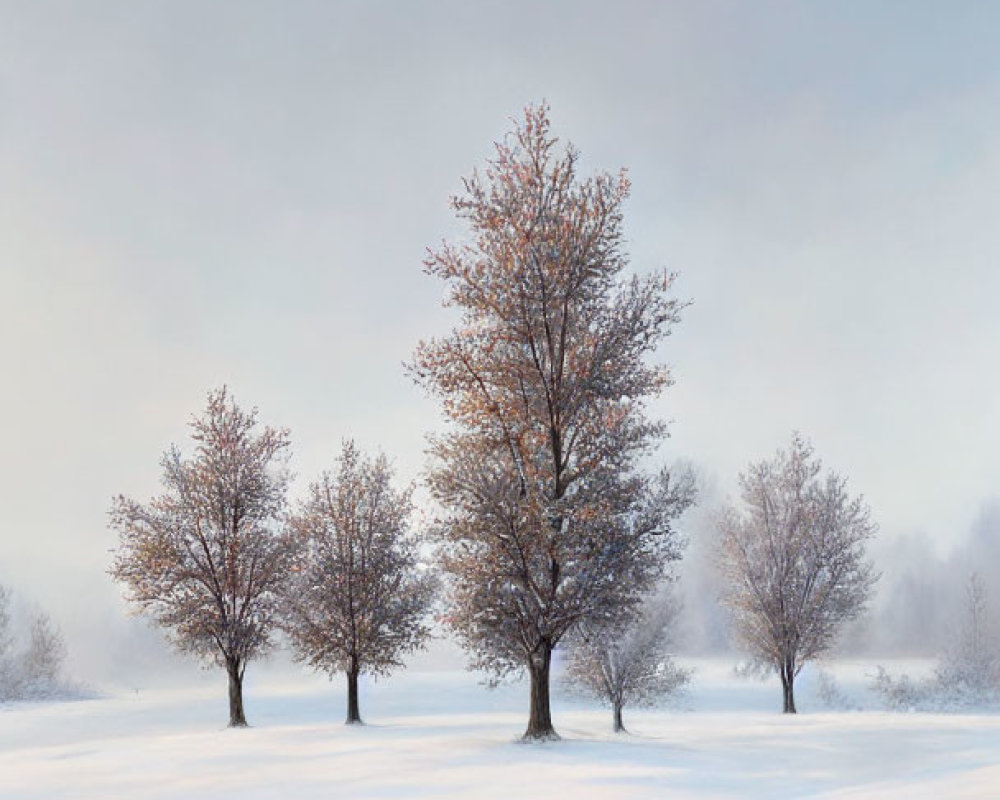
2,659,999,799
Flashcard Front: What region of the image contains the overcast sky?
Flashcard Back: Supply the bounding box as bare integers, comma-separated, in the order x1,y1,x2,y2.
2,1,999,680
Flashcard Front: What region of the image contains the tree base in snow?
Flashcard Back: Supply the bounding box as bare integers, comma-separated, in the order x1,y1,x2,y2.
519,729,561,743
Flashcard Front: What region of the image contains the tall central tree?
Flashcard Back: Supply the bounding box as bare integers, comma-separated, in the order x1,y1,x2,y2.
411,104,686,739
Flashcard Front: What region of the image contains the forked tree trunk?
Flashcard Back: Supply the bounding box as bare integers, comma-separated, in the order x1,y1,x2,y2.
612,701,626,733
780,660,797,714
346,663,362,725
524,643,557,740
226,657,248,727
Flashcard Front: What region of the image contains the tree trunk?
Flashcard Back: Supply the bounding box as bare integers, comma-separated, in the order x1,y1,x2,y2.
780,661,797,714
524,643,557,740
612,701,626,733
226,657,248,727
346,664,362,725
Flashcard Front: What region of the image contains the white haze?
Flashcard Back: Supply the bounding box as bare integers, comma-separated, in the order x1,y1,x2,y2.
1,1,999,685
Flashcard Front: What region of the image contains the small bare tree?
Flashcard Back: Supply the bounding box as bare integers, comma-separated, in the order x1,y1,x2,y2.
282,441,436,724
110,387,293,727
565,589,690,732
17,610,68,700
938,573,998,699
717,433,878,713
0,588,70,701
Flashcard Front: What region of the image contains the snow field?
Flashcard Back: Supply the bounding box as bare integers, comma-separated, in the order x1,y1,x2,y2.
1,661,999,799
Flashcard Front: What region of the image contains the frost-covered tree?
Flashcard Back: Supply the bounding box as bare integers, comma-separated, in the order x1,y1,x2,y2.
16,610,68,700
872,572,999,710
565,589,690,732
938,573,999,697
21,611,66,695
109,387,293,727
0,588,70,702
411,103,687,739
282,441,435,724
0,586,15,699
717,433,878,713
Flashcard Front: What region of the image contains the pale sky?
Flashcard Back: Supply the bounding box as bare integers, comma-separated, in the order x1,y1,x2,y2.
2,1,999,680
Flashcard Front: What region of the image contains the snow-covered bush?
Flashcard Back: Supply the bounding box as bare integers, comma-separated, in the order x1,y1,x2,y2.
869,666,932,711
815,669,859,711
